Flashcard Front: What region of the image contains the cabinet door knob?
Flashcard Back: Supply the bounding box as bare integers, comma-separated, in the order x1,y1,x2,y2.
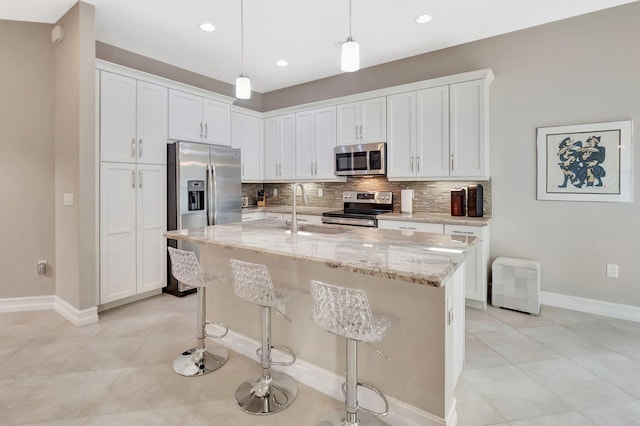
200,122,203,138
139,170,143,188
410,156,414,172
131,138,136,157
205,123,208,139
417,156,420,172
131,170,136,188
138,139,143,158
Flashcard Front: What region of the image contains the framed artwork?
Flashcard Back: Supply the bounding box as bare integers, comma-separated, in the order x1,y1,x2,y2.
536,120,632,202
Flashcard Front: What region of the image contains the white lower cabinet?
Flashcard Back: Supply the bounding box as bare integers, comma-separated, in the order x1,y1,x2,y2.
444,224,489,309
100,162,167,304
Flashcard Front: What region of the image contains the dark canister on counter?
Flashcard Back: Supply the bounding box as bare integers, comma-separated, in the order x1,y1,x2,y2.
451,189,466,216
467,184,483,217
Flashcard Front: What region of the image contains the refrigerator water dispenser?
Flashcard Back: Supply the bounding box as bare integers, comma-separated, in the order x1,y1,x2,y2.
187,180,205,211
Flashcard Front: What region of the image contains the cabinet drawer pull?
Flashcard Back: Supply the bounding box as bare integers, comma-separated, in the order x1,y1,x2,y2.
200,122,203,138
138,139,143,157
410,156,414,172
417,156,420,172
205,123,208,138
139,171,143,188
131,170,136,188
451,230,475,235
131,138,136,157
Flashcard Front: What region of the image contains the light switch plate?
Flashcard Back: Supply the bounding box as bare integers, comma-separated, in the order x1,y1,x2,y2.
63,193,74,206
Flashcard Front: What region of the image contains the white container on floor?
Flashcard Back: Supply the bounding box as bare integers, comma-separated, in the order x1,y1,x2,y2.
492,257,540,315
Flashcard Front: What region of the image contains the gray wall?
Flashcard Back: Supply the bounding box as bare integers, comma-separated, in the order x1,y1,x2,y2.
0,20,55,298
53,2,97,310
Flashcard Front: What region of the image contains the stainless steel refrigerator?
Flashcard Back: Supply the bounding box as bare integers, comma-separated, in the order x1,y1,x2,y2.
166,142,241,296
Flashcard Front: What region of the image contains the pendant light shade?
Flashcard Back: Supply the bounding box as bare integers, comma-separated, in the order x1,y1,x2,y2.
341,38,360,72
236,0,251,99
341,0,359,73
235,74,251,99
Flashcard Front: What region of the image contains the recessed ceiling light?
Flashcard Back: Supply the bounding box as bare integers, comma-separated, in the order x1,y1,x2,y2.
416,14,433,24
276,59,288,67
199,22,215,32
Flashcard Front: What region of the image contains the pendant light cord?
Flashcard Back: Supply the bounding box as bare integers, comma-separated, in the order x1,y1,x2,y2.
348,0,353,41
240,0,245,75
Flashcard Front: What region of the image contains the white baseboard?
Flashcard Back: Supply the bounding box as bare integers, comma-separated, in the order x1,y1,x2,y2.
0,295,55,312
541,291,640,322
206,325,452,426
0,295,98,326
54,296,99,326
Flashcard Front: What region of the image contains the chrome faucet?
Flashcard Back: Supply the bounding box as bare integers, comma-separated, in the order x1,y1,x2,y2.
291,182,308,233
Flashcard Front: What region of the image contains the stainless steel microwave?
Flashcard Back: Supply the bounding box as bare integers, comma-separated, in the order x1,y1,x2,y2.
334,142,386,176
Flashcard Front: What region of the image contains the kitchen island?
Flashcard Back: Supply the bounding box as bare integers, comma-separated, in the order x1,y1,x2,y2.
165,219,474,425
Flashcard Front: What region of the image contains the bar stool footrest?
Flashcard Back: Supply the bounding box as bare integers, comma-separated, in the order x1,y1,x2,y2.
205,320,229,339
341,382,390,417
256,345,296,366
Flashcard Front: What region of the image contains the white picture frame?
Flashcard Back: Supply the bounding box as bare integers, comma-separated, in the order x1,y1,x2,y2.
536,120,632,202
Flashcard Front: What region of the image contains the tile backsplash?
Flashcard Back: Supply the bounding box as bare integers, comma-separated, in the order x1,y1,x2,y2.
242,177,492,216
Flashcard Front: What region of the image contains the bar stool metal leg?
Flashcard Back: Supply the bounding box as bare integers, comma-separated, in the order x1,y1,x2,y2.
234,306,298,415
173,287,229,377
318,338,387,426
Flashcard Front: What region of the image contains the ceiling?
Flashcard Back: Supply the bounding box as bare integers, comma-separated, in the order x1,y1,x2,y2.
2,0,636,93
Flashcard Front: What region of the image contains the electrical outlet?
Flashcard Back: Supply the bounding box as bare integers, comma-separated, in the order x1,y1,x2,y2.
318,188,323,197
37,260,48,275
607,264,619,278
273,188,278,197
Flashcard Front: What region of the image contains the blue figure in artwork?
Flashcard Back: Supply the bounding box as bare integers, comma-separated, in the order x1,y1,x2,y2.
577,136,606,187
556,137,583,188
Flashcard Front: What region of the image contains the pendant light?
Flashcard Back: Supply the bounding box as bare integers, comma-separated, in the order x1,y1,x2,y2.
341,0,359,72
236,0,251,99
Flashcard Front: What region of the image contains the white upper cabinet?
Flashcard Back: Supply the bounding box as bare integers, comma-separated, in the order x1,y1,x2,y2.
387,78,489,180
168,89,231,146
337,97,386,145
264,114,296,181
100,71,168,165
417,86,450,177
295,106,338,180
137,81,169,165
202,98,231,145
387,91,416,178
232,112,262,181
449,79,487,178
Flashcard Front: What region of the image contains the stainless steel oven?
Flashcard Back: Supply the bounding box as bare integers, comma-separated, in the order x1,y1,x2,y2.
334,142,386,176
322,191,393,227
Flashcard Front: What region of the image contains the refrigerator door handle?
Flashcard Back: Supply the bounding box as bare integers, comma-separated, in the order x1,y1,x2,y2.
206,164,214,226
209,163,218,225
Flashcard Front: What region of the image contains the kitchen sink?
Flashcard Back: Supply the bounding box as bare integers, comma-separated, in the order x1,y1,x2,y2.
282,224,349,235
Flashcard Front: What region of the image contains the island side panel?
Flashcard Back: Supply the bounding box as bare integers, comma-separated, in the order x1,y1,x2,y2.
200,244,452,418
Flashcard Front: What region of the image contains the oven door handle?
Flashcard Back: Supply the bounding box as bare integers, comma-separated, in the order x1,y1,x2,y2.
321,216,376,227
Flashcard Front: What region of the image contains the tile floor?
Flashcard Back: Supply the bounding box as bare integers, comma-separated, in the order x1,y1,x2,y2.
0,294,639,425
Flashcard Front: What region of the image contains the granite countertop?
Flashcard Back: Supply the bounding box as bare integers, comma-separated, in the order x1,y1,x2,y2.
242,206,490,226
165,219,475,287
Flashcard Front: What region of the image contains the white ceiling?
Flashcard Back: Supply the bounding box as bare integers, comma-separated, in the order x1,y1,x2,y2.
2,0,636,93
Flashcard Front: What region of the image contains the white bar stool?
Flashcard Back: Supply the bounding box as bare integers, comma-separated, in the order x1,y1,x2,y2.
229,259,305,415
167,247,229,377
309,280,396,426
